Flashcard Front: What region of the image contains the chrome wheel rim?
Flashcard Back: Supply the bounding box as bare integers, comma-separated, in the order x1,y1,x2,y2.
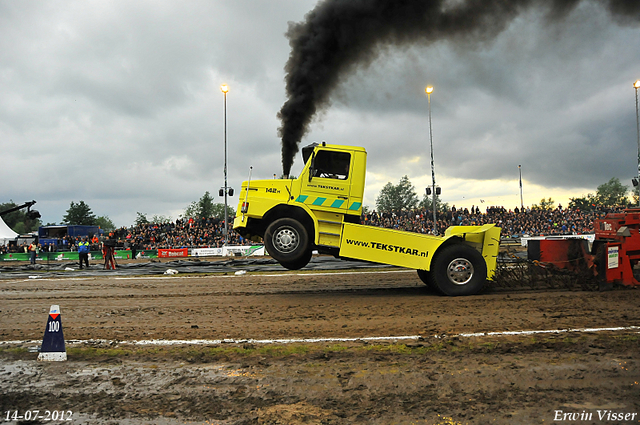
446,258,474,285
273,226,299,253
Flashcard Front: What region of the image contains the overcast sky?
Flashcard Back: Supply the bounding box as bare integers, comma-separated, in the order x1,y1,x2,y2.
1,0,639,227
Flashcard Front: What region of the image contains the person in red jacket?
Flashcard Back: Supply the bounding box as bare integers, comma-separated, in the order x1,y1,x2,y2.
102,236,116,270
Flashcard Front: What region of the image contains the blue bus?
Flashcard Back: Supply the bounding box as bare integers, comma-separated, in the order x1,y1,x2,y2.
38,225,102,250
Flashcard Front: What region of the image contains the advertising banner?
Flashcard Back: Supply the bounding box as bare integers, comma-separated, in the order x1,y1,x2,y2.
191,245,265,257
191,247,224,257
607,246,619,269
51,252,80,261
0,252,81,262
0,250,158,262
112,250,132,260
0,251,84,262
134,250,158,259
245,245,265,256
0,253,30,262
158,248,188,258
224,245,265,256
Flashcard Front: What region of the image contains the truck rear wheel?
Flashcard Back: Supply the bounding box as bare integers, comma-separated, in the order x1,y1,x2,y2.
265,218,311,267
431,244,486,296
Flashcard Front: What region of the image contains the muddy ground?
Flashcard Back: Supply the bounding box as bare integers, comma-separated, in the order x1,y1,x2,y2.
1,264,639,424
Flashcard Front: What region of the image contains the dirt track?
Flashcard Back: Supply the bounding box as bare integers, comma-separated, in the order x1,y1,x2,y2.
1,268,639,424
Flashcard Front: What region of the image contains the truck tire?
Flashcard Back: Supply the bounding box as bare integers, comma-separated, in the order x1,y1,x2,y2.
430,244,486,296
280,249,313,270
416,269,439,293
265,218,311,266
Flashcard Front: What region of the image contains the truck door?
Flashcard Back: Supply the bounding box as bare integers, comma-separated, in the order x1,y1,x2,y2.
299,149,355,214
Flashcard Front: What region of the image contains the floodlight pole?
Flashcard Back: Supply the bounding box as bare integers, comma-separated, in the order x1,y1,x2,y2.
635,80,640,206
221,84,229,244
519,165,524,210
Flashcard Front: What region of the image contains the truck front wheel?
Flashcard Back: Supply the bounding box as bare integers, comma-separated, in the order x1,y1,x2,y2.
280,249,313,270
430,244,487,296
265,218,311,267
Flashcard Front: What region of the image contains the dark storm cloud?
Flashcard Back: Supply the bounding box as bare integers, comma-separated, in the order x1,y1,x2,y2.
278,0,640,176
0,0,313,226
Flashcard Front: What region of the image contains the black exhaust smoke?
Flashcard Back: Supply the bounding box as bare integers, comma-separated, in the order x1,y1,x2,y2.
277,0,639,176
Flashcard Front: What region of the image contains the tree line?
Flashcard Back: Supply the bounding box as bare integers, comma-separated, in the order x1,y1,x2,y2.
19,191,238,233
375,176,634,213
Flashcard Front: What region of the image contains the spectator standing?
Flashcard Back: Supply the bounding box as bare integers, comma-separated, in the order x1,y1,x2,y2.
78,237,90,269
131,237,138,260
28,241,37,265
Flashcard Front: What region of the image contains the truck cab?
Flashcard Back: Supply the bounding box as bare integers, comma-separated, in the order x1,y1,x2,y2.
234,142,365,262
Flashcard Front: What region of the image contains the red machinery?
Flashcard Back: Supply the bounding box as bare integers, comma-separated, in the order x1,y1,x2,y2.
591,208,640,287
528,208,640,288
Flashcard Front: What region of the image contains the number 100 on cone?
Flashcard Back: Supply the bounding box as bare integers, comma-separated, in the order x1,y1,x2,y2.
37,305,67,361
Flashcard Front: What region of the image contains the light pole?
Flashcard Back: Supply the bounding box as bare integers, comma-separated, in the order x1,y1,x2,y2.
635,80,640,206
221,83,229,244
426,86,437,235
519,164,524,210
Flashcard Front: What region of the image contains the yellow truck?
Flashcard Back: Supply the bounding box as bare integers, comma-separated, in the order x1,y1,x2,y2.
233,142,501,296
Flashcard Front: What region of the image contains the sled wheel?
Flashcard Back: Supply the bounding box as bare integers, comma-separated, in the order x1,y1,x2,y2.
431,244,486,296
265,218,310,265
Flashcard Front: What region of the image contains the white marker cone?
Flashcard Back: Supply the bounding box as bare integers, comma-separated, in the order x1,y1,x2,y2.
37,305,67,361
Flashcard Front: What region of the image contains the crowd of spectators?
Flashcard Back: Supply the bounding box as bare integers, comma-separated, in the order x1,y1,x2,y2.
0,204,628,255
361,204,626,237
1,241,50,254
0,243,28,254
108,216,250,251
0,216,250,254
